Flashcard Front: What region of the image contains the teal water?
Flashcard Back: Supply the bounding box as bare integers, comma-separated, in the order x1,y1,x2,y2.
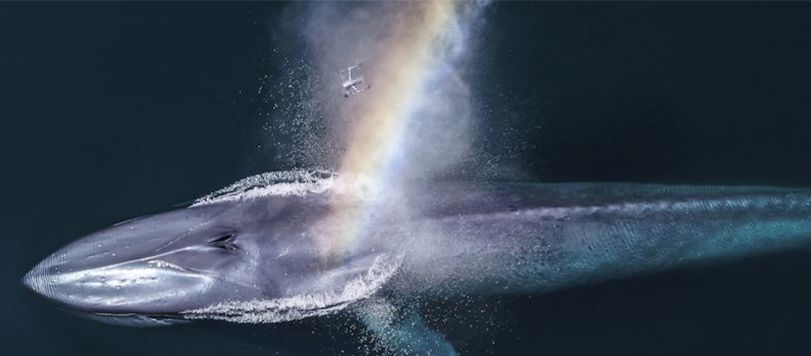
4,2,811,355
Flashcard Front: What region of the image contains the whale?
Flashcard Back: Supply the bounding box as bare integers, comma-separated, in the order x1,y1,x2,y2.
22,170,811,354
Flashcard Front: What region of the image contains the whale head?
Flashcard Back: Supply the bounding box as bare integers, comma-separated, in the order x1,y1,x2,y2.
22,187,400,326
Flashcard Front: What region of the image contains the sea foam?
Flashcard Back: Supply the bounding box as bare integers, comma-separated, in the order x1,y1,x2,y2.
179,253,402,323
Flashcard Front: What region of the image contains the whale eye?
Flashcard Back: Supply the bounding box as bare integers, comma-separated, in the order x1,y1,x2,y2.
208,233,238,251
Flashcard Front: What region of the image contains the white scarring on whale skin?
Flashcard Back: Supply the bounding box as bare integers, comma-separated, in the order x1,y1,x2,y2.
179,254,403,324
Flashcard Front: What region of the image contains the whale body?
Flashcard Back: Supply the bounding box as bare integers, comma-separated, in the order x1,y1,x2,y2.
22,170,811,353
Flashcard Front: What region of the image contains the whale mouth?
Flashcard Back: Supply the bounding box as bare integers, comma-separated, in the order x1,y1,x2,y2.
179,253,403,324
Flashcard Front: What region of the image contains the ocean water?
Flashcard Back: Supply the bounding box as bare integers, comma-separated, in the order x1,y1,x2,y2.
4,2,811,355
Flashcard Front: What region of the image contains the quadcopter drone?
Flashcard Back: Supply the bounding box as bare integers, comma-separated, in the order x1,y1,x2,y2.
339,63,371,97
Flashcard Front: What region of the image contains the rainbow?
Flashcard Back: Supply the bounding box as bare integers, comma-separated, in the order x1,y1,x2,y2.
319,1,486,258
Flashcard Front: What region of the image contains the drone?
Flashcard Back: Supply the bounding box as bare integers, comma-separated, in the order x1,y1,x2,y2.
339,63,371,98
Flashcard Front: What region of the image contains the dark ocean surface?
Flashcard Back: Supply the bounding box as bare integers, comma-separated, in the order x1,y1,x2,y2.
3,2,811,355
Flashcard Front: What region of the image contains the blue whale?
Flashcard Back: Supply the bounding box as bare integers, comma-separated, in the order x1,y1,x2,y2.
22,170,811,354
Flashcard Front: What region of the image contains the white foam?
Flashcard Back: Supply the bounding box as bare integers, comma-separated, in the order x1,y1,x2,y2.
191,169,337,207
191,169,389,207
179,254,403,324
